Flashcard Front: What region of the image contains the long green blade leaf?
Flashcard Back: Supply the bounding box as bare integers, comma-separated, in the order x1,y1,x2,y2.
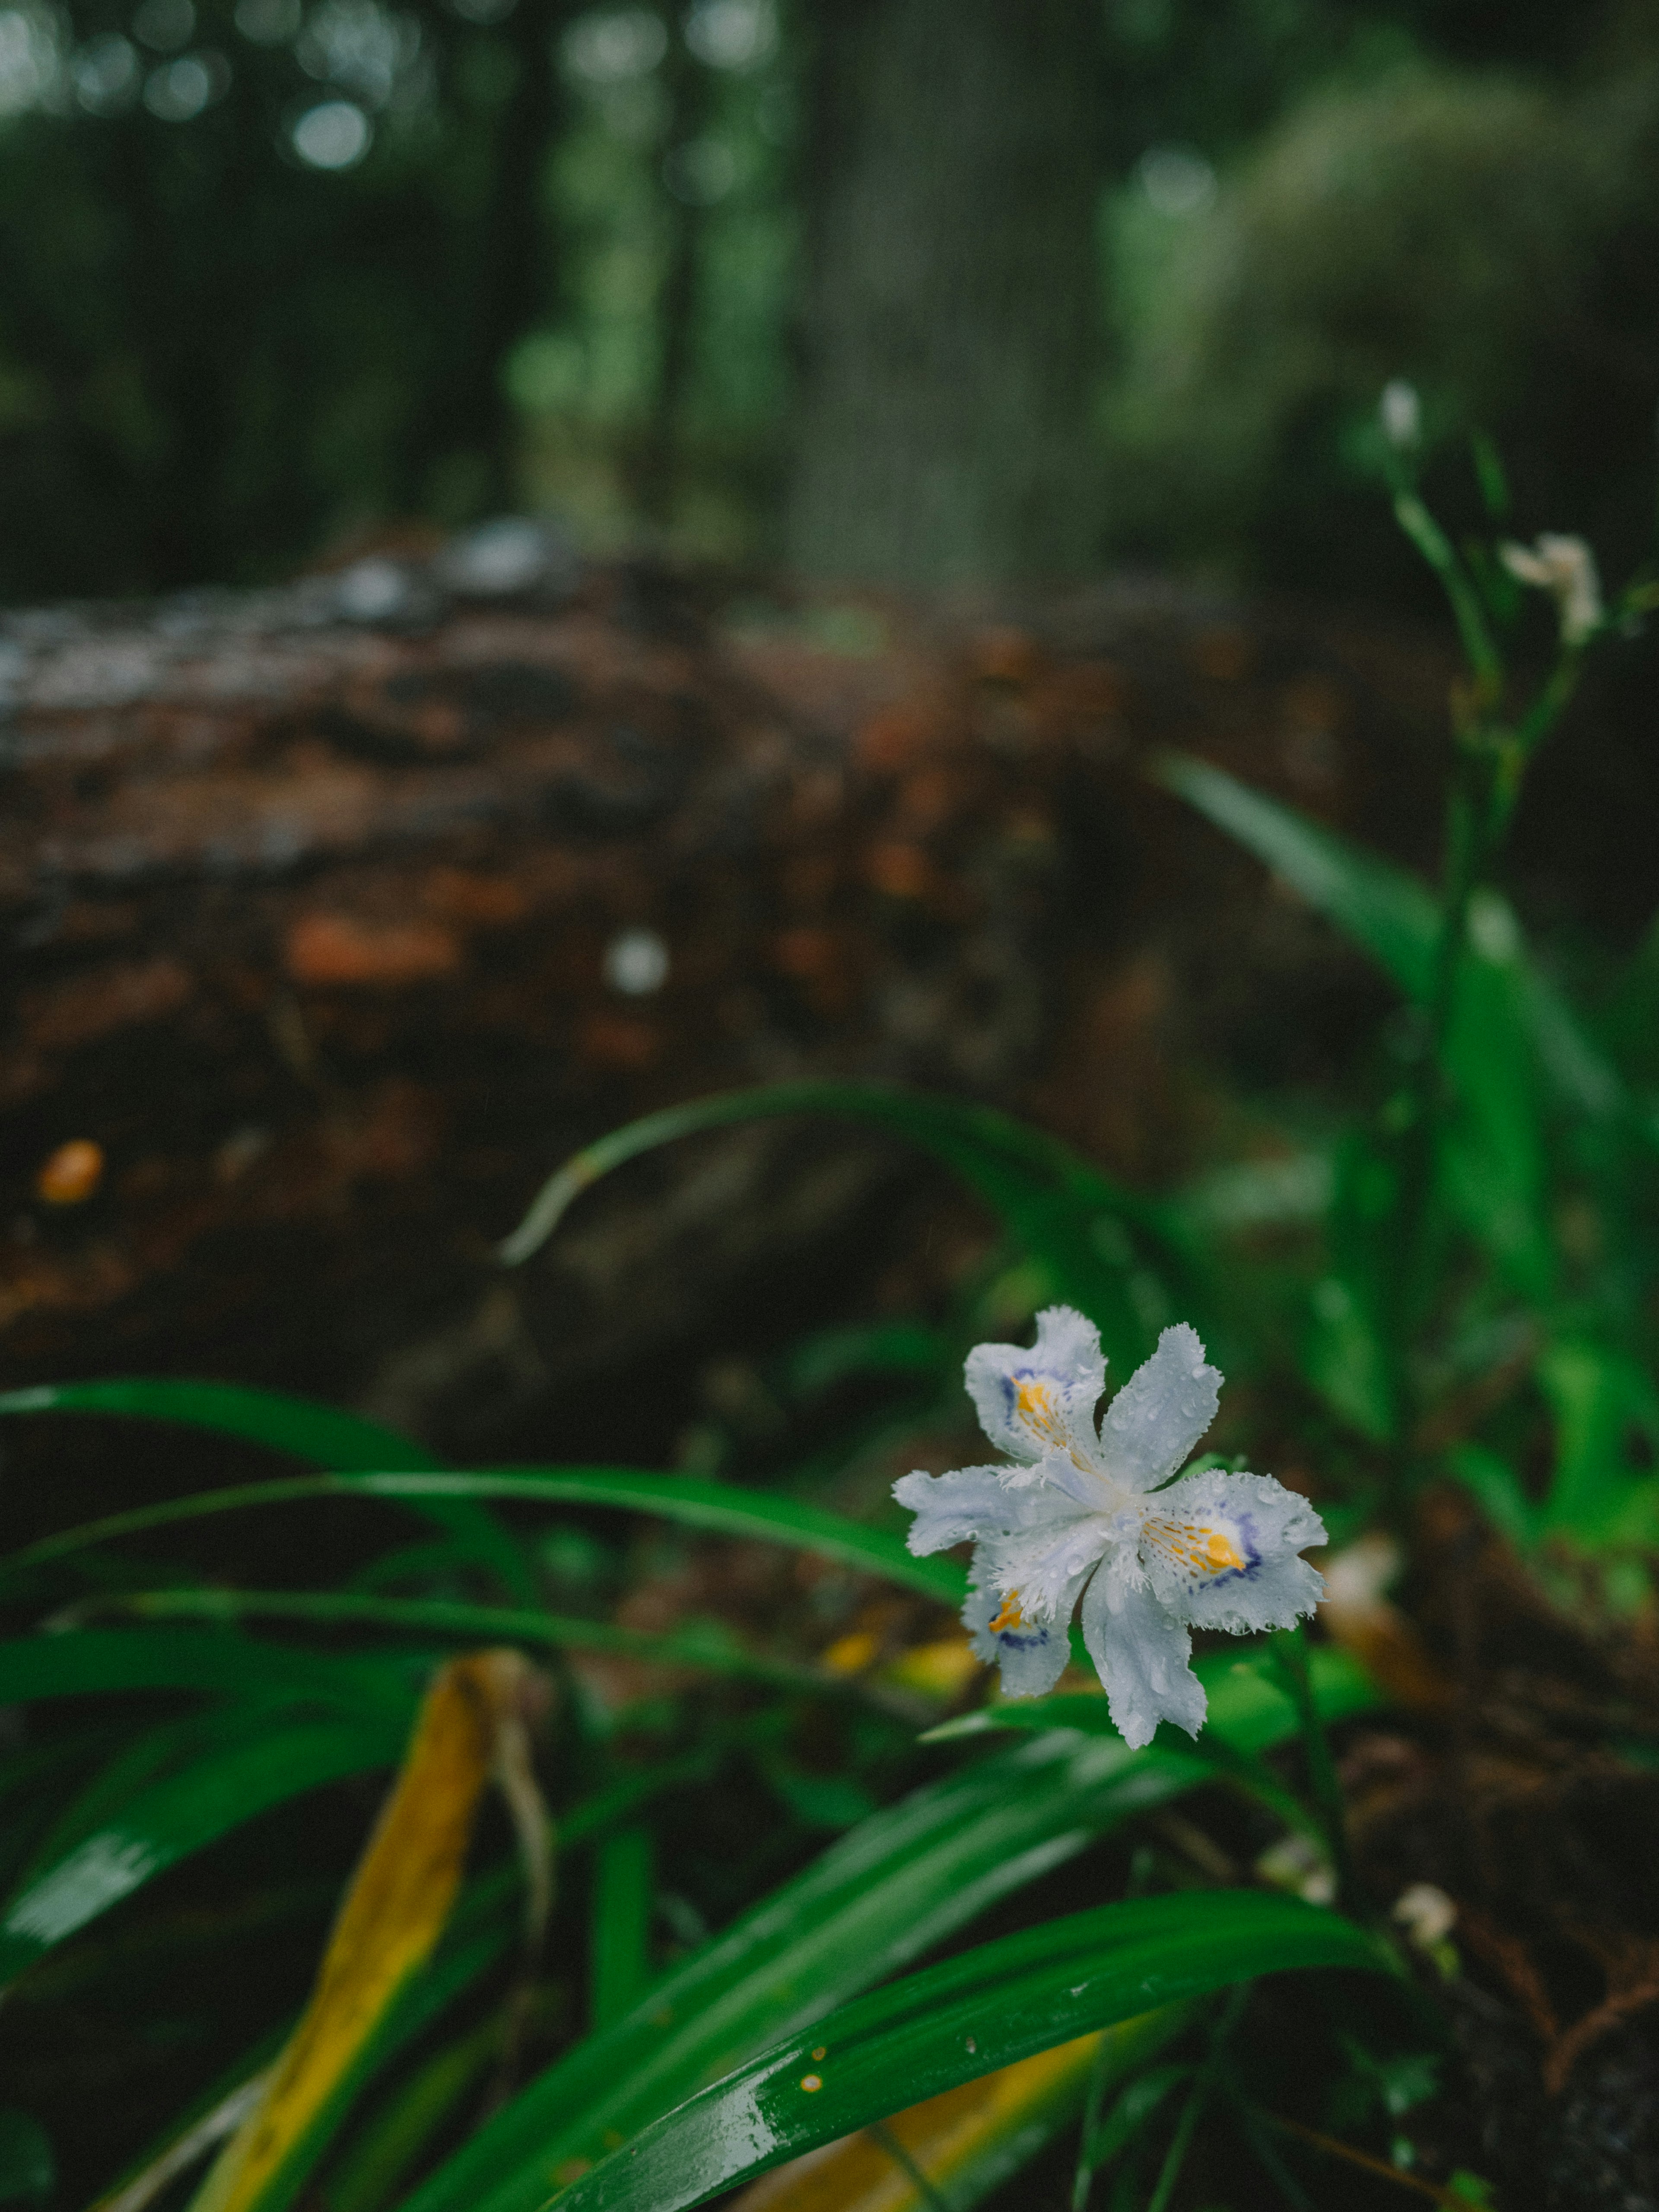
4,1471,964,1608
69,1589,843,1694
0,1382,442,1473
0,1630,420,1718
0,1382,536,1603
496,1082,1191,1371
1154,752,1621,1122
0,1714,407,1984
553,1892,1391,2212
1153,754,1437,996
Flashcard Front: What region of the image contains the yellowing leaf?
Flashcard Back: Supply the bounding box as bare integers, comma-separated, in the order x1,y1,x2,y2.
188,1650,545,2212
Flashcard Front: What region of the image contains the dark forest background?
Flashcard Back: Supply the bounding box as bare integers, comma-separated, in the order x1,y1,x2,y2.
3,0,1659,608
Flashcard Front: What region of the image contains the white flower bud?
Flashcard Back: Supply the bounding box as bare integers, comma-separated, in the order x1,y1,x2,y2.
1379,379,1421,451
1500,534,1604,647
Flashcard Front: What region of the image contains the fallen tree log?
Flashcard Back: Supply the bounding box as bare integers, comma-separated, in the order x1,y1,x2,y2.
0,528,1467,1491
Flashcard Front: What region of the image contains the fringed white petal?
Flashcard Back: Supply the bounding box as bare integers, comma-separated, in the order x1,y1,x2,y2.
891,1465,1042,1555
1097,1323,1222,1491
898,1460,1079,1566
963,1555,1075,1700
1080,1552,1206,1749
974,1511,1112,1628
964,1305,1107,1465
1138,1468,1326,1634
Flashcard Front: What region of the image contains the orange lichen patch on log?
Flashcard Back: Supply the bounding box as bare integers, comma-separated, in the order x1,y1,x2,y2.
1033,660,1125,721
1193,624,1255,682
22,958,192,1052
35,1140,106,1206
893,767,970,830
854,704,952,774
863,844,937,901
967,625,1041,686
420,868,530,927
285,913,464,987
772,928,843,982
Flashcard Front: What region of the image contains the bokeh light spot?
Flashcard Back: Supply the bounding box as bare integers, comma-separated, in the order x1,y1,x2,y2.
562,6,664,84
603,928,669,996
70,32,139,112
0,6,64,114
142,50,229,118
292,96,370,165
684,0,773,71
1136,143,1217,216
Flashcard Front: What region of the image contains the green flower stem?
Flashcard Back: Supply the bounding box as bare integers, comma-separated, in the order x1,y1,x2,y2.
1223,2084,1318,2212
1142,2073,1208,2212
1385,470,1590,1440
1141,1983,1252,2212
1268,1623,1358,1919
868,2121,957,2212
1392,492,1503,693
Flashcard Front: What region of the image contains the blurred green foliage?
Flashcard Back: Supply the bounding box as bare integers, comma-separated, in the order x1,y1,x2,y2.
0,0,1652,599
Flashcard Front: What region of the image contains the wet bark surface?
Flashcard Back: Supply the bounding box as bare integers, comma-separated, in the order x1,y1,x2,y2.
0,541,1457,1475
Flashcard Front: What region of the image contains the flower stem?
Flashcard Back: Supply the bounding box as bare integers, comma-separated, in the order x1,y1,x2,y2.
868,2121,956,2212
1269,1622,1358,1917
1142,2074,1208,2212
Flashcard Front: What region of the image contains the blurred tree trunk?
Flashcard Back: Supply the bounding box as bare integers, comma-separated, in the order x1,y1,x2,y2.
635,6,712,524
785,0,1103,589
421,0,568,515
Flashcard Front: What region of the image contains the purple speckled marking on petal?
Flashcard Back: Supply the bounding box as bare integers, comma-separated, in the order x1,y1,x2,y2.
997,1627,1048,1653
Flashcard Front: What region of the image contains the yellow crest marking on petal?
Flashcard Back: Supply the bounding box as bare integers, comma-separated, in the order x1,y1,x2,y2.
1144,1517,1245,1580
988,1591,1026,1634
1012,1377,1092,1465
1013,1380,1064,1443
1199,1525,1245,1572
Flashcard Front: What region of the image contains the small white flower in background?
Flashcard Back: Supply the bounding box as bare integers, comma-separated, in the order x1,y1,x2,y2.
1500,533,1604,647
1379,379,1421,452
1256,1830,1337,1906
1392,1882,1457,1950
893,1307,1326,1749
603,927,669,996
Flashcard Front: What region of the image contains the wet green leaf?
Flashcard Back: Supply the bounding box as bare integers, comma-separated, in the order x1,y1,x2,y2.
550,1892,1391,2212
71,1588,854,1694
0,1713,407,1985
400,1648,1379,2212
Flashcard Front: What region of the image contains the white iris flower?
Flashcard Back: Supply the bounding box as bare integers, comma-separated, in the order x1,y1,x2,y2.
893,1307,1326,1749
